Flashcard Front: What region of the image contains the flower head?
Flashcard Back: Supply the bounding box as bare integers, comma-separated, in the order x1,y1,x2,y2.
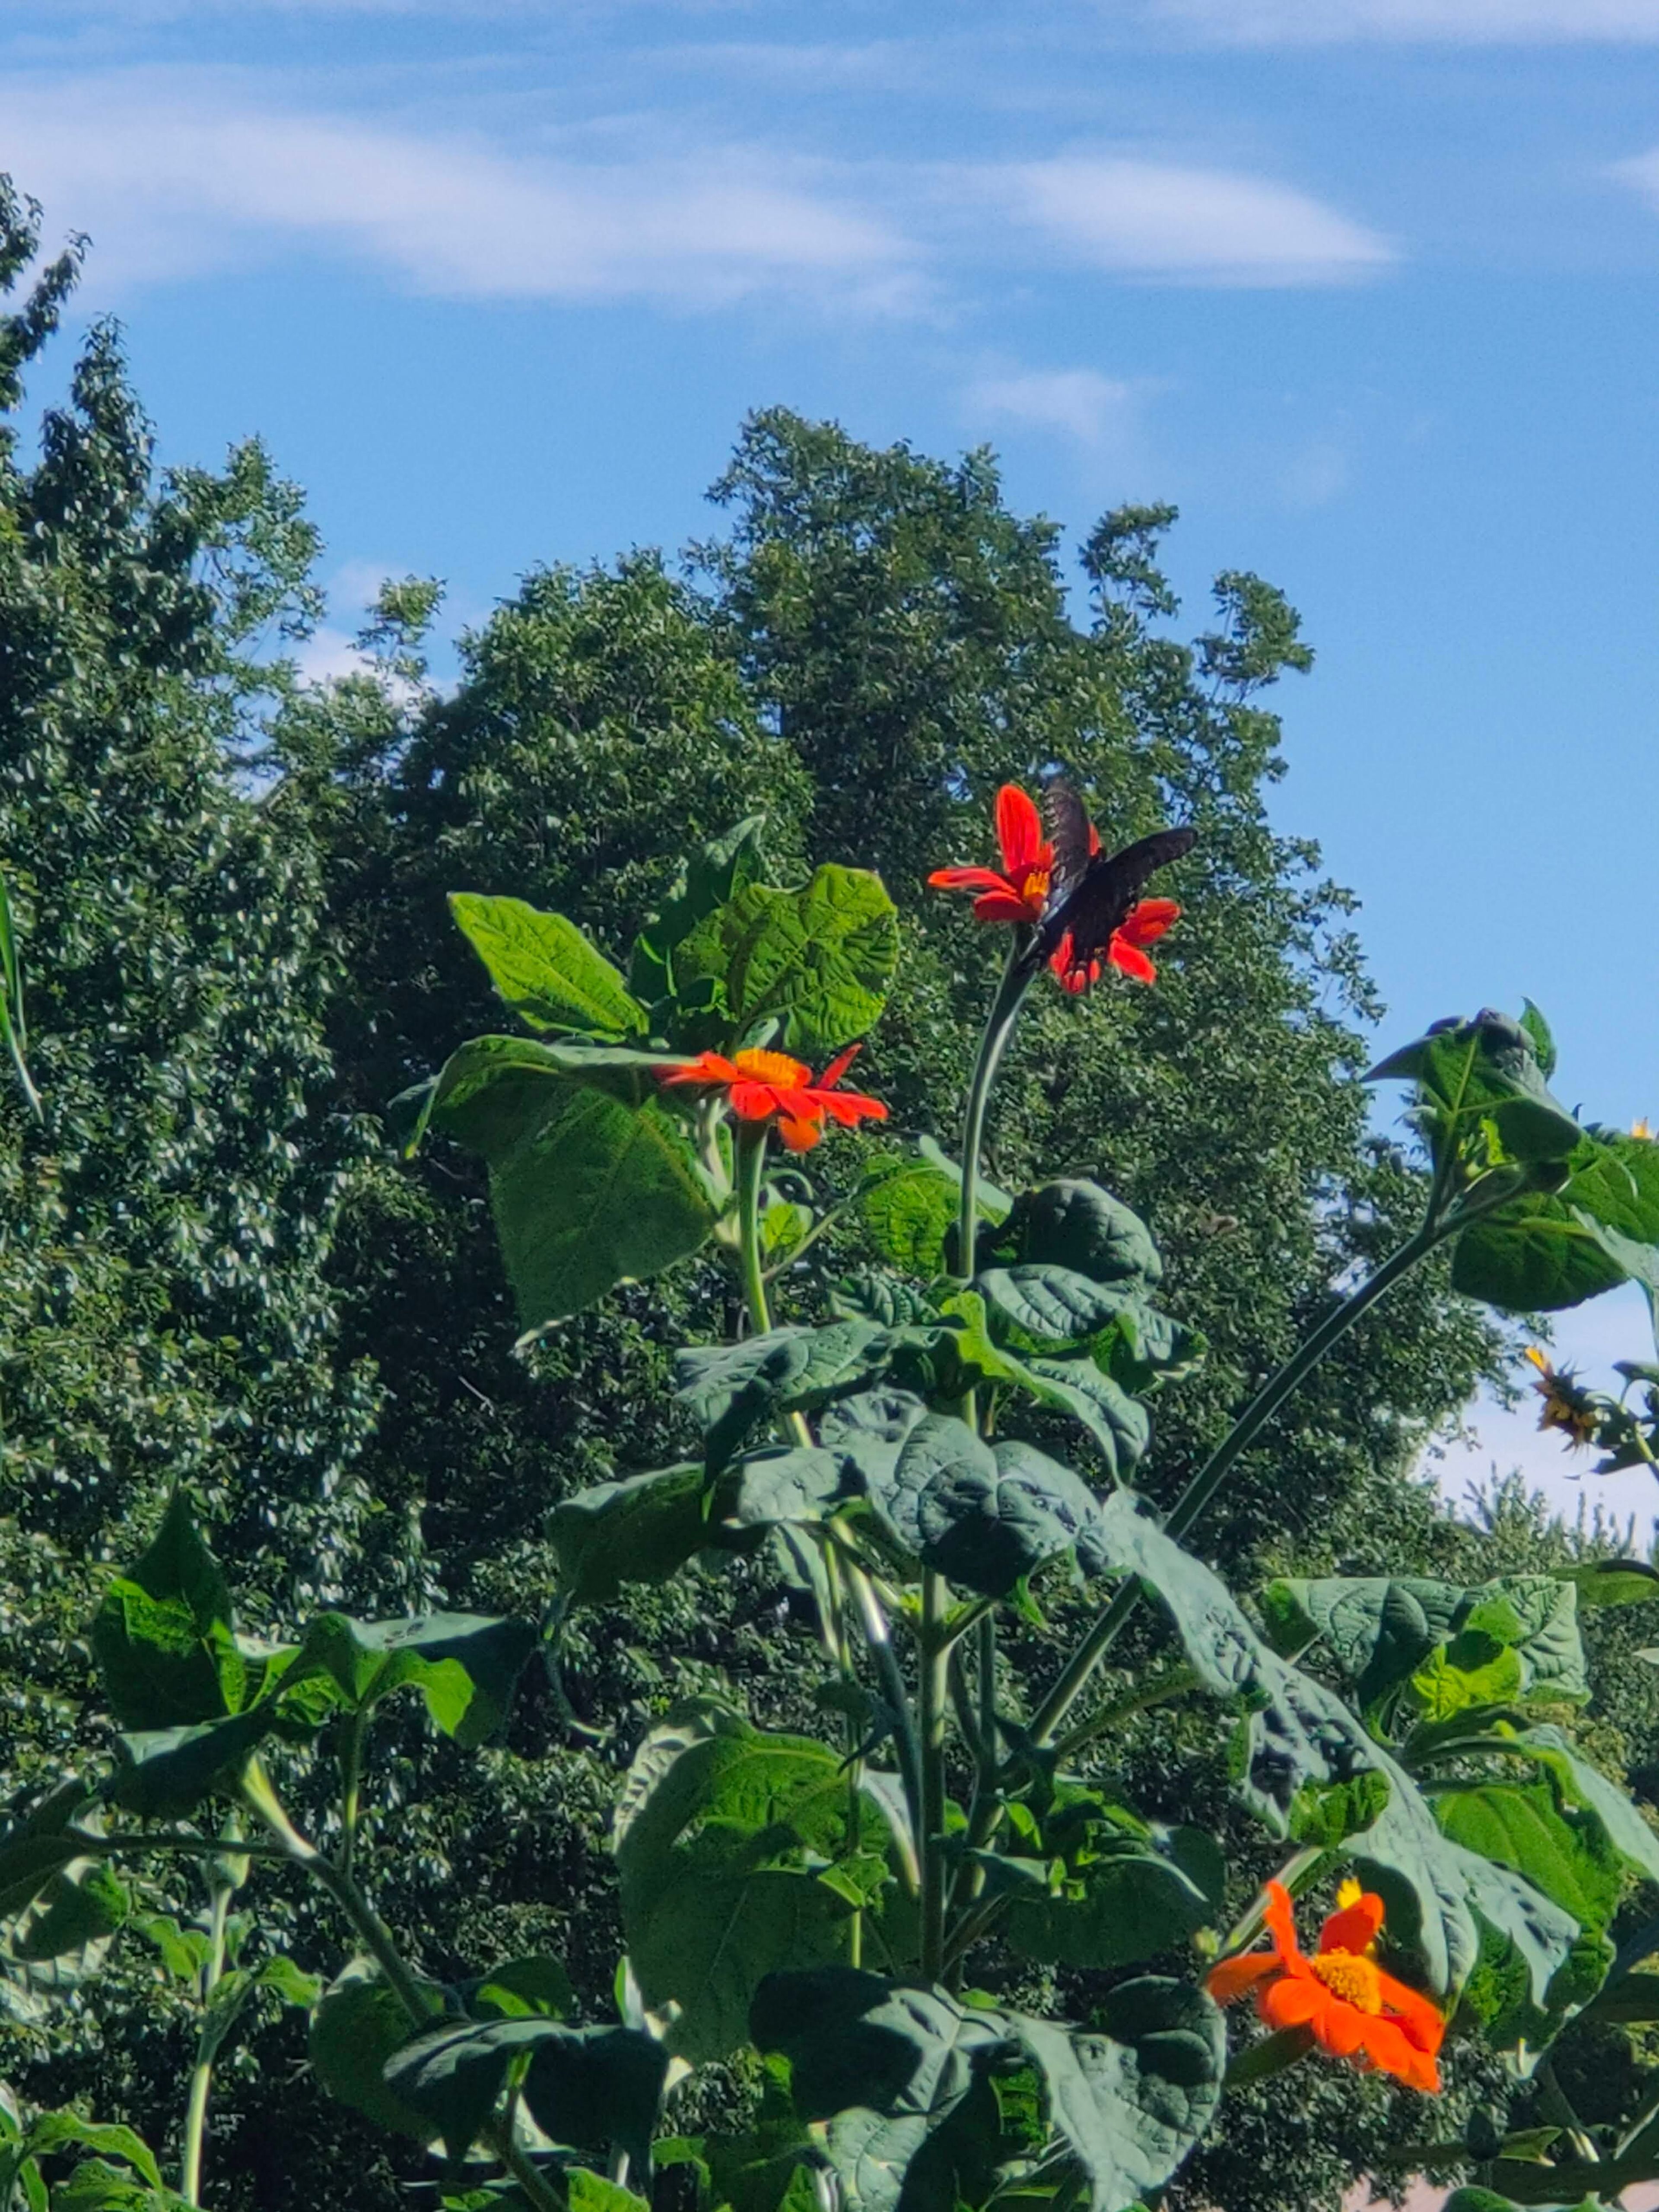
1525,1345,1600,1449
1634,1118,1653,1141
1206,1878,1443,2093
660,1044,888,1153
1049,899,1183,994
927,785,1055,926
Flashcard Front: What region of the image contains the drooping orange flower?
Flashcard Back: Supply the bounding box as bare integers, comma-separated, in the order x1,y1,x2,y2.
1049,898,1182,994
1206,1878,1443,2093
927,785,1055,925
659,1044,888,1153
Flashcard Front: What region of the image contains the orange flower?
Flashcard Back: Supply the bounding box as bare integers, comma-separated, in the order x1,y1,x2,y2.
659,1044,888,1153
1206,1878,1443,2093
1049,899,1182,994
927,785,1055,925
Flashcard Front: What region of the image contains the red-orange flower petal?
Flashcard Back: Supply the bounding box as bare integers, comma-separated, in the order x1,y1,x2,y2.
1117,897,1181,947
818,1042,864,1090
996,783,1043,875
1205,1952,1280,2006
927,865,1014,895
660,1050,741,1088
1319,1890,1384,1958
1261,1977,1322,2032
1107,937,1158,985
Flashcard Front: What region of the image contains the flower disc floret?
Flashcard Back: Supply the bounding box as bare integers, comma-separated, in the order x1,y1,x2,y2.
1205,1878,1443,2092
660,1043,888,1153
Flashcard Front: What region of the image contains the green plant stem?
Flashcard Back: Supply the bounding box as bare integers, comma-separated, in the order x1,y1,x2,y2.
919,1570,950,1981
179,1870,232,2206
339,1705,368,1882
1025,1182,1519,1751
736,1124,774,1335
953,942,1033,1294
241,1758,566,2212
842,1554,923,1886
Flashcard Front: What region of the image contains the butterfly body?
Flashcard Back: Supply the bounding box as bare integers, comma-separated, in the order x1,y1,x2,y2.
1024,778,1195,990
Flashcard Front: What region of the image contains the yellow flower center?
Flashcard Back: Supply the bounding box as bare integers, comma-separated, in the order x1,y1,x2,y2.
1310,1950,1382,2013
732,1049,811,1086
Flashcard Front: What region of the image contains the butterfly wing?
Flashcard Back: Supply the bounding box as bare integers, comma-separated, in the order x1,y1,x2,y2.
1038,826,1196,979
1040,775,1096,906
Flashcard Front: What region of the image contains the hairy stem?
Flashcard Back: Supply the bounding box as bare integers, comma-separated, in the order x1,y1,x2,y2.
953,944,1033,1295
179,1869,232,2206
736,1124,774,1336
919,1571,950,1981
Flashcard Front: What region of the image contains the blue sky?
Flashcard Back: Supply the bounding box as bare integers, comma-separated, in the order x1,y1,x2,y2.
6,0,1659,1511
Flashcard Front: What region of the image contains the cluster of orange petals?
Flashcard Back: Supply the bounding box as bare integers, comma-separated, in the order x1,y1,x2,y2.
926,784,1181,988
660,1044,888,1153
1206,1879,1443,2094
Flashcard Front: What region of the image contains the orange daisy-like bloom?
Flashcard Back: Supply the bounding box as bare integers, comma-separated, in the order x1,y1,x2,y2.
927,784,1055,925
1049,899,1183,994
1205,1878,1443,2093
659,1044,888,1153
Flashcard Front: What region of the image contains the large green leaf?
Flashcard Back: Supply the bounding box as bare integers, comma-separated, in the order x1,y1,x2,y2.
677,1322,915,1473
674,864,898,1054
520,2025,671,2175
550,1463,716,1605
274,1611,534,1746
107,1715,276,1821
750,1970,1009,2212
613,1703,869,2062
309,1960,445,2141
861,1414,1114,1597
432,1053,718,1335
1006,1979,1224,2212
1007,1824,1223,1969
1259,1572,1587,1715
977,1181,1162,1290
90,1494,243,1729
856,1159,964,1278
1367,1011,1583,1166
1451,1131,1659,1312
449,893,647,1038
932,1294,1151,1480
630,816,768,1009
1513,1725,1659,1889
974,1266,1139,1350
1435,1779,1624,1936
1088,1492,1577,2000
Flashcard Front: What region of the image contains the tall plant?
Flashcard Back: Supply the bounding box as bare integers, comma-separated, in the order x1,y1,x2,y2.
9,791,1659,2212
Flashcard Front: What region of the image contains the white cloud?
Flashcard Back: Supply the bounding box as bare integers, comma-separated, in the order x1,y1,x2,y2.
0,72,915,309
997,157,1395,285
1144,0,1659,41
1612,147,1659,211
961,365,1148,449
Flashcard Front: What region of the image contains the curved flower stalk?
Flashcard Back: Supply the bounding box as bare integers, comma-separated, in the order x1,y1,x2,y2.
1208,1879,1443,2093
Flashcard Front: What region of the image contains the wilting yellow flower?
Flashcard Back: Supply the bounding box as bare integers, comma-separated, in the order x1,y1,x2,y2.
1634,1119,1654,1141
1525,1345,1599,1449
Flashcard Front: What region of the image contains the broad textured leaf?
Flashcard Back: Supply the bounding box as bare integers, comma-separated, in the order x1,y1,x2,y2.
1561,1558,1659,1607
449,892,647,1037
385,2017,563,2157
1007,1979,1224,2212
90,1494,244,1729
715,1446,860,1536
0,1834,95,1920
309,1960,445,2141
1452,1132,1659,1313
1436,1780,1624,1936
933,1294,1150,1480
1007,1827,1223,1968
975,1266,1137,1350
434,1062,718,1335
613,1703,868,2061
1258,1573,1587,1713
11,1861,127,1962
550,1464,714,1605
1089,1493,1577,1999
1366,1012,1583,1165
674,862,898,1054
629,815,768,1007
855,1160,963,1278
1515,1725,1659,1888
677,1322,904,1473
277,1611,534,1746
520,2024,672,2172
862,1415,1113,1597
750,1970,1008,2212
978,1180,1161,1289
107,1715,275,1821
462,1954,575,2021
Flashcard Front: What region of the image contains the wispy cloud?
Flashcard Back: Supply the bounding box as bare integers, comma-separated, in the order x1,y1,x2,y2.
1142,0,1659,43
0,72,915,309
995,157,1394,284
1611,146,1659,211
961,365,1150,450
